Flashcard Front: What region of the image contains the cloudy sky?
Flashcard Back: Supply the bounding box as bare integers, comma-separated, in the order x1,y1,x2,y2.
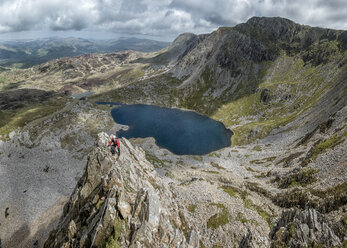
0,0,346,41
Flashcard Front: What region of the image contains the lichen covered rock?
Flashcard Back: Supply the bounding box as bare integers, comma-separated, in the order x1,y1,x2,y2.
44,132,192,247
270,208,341,248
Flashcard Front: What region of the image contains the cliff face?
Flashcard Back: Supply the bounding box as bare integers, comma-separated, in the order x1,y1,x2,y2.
168,17,346,116
44,133,196,247
270,208,341,247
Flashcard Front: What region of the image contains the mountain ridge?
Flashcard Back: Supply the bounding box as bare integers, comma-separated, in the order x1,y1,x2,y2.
0,37,170,69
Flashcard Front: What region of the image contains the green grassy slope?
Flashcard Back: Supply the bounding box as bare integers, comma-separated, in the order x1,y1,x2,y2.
94,17,347,146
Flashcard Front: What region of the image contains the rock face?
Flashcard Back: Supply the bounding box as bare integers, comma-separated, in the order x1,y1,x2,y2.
260,88,271,104
270,208,341,248
44,133,192,247
164,16,347,116
146,32,208,66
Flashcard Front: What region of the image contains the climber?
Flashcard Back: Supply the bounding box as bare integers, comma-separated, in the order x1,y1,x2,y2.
108,135,120,157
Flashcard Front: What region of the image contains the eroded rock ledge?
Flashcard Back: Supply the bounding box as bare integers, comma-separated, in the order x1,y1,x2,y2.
270,208,341,248
44,133,196,247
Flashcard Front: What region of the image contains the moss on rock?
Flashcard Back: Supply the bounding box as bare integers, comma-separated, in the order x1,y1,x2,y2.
207,203,231,229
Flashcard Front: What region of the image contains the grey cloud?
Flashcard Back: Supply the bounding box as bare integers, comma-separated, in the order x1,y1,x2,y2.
120,0,148,14
0,0,346,38
317,0,347,9
0,0,96,32
49,16,88,31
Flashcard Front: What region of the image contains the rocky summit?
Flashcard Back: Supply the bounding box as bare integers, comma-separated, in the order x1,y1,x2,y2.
44,133,194,247
0,17,346,248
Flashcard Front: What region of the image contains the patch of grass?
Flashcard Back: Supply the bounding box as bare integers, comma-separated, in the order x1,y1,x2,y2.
179,211,190,239
288,167,320,188
0,98,66,139
202,170,219,174
200,240,207,248
311,130,347,160
148,176,159,190
252,145,262,151
210,54,342,145
243,198,254,209
207,203,231,229
274,167,320,188
272,181,347,213
263,156,277,162
210,203,227,210
210,162,225,170
272,188,319,210
145,152,165,168
301,39,342,66
119,68,145,82
311,181,347,200
104,218,124,248
243,197,273,228
250,159,265,165
277,152,304,166
177,159,185,166
221,187,237,198
246,167,258,173
178,66,220,115
96,198,105,210
256,208,273,229
186,204,197,213
191,155,203,162
165,171,175,179
212,244,223,248
236,212,248,223
220,185,248,199
209,151,221,158
255,172,267,178
245,182,272,198
289,222,296,237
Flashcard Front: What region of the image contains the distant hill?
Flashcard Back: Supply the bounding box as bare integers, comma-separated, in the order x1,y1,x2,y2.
0,37,169,68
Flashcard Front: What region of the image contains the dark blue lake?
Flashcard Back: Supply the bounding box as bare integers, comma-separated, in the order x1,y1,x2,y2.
106,104,232,155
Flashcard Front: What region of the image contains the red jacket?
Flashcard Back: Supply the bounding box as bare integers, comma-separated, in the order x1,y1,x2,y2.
108,138,120,148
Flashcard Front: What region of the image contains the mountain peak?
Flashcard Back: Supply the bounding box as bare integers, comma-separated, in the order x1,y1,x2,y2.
169,32,198,49
246,16,297,26
44,132,194,247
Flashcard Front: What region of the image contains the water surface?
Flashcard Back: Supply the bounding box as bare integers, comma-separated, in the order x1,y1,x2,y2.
72,92,94,99
108,104,232,155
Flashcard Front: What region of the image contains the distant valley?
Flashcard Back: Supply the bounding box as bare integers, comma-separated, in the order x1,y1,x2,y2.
0,37,169,69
